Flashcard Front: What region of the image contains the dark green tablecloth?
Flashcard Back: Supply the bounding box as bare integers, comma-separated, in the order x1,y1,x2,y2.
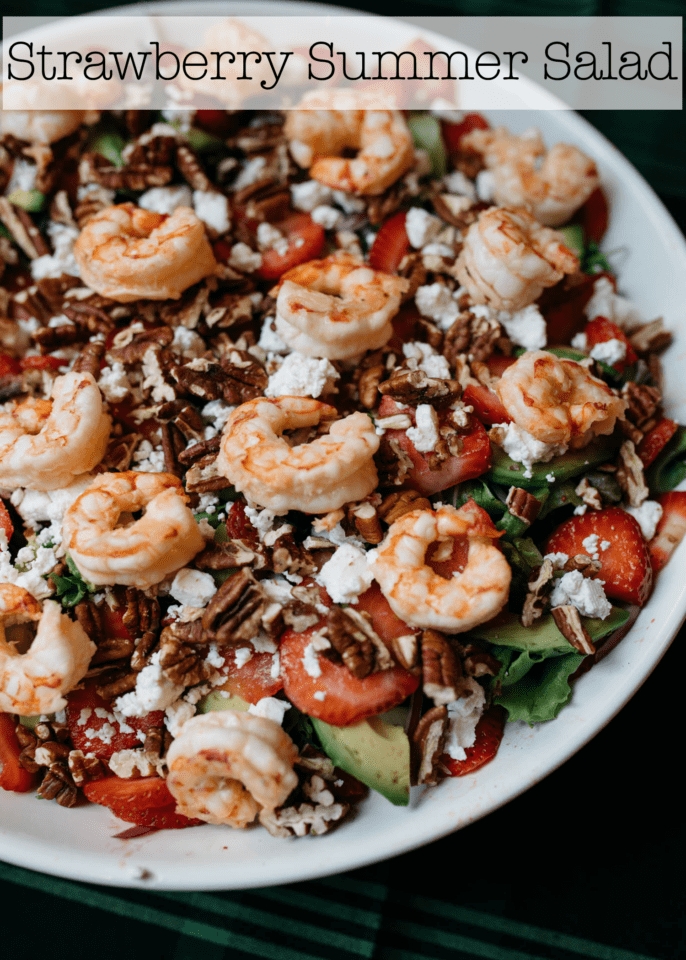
1,2,685,957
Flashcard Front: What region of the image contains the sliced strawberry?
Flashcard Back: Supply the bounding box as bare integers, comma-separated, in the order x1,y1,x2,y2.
463,382,511,427
369,211,410,274
389,421,492,496
441,705,506,777
213,647,283,704
637,418,678,468
441,113,489,155
648,492,686,572
0,713,36,793
224,499,258,544
83,776,203,829
540,271,615,346
0,353,21,378
352,582,419,644
256,212,325,281
584,316,637,372
545,506,653,606
65,684,165,762
280,623,419,726
19,355,67,372
575,186,609,245
0,500,13,541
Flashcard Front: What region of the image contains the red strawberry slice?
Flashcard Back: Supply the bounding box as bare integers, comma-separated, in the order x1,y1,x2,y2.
648,492,686,572
84,776,204,829
441,113,489,155
0,713,36,793
545,506,653,606
280,623,419,727
463,382,511,426
0,500,13,541
637,418,678,468
441,705,506,777
213,646,283,704
224,499,259,543
65,684,165,763
584,316,637,372
352,582,419,645
369,211,410,274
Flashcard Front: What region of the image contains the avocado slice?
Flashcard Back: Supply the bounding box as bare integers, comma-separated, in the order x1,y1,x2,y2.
196,690,250,714
312,714,411,806
470,607,631,652
489,435,617,490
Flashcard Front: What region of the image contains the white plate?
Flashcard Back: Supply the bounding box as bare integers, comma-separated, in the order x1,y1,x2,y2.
2,3,686,890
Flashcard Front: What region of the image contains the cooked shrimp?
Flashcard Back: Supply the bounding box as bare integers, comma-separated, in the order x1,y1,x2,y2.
166,711,299,828
61,471,205,589
0,372,111,491
0,585,96,716
73,203,217,303
370,502,511,633
0,80,89,143
285,107,414,195
464,127,599,227
496,349,627,448
273,252,408,360
455,207,578,312
217,396,380,515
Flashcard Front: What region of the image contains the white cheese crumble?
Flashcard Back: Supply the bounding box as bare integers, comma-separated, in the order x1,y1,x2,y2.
31,222,80,281
415,283,460,330
165,699,196,738
228,242,262,273
316,542,374,604
115,651,185,718
443,170,477,200
475,170,495,202
193,190,231,235
402,340,452,379
108,749,156,779
625,500,663,541
584,277,641,329
589,338,627,366
138,184,192,215
172,326,207,359
581,534,610,560
98,362,130,402
550,570,612,619
302,642,322,678
258,318,289,353
169,568,217,608
571,332,588,351
497,304,547,352
256,222,288,255
405,207,443,248
266,352,339,399
407,404,440,453
444,679,486,761
544,552,570,569
310,205,342,230
234,647,253,669
492,422,567,477
291,179,333,212
245,506,278,542
232,155,267,191
132,439,166,473
248,697,291,726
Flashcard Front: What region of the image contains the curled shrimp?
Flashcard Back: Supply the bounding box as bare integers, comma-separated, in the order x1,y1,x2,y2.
166,711,299,828
0,79,89,143
455,206,578,312
217,396,380,515
496,349,627,448
370,501,511,633
0,372,111,491
73,203,217,303
464,127,599,227
61,471,205,589
285,107,414,195
0,585,96,716
273,252,408,360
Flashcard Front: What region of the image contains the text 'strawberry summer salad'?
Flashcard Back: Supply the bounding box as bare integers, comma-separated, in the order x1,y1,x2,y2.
1,95,685,840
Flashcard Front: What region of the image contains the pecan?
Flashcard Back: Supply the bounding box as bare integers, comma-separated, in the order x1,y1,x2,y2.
358,363,385,409
110,326,173,364
616,440,649,507
0,198,50,259
378,489,431,524
324,606,393,679
411,705,449,786
506,487,541,525
575,477,603,511
184,453,232,494
74,182,116,227
431,191,477,229
233,179,292,223
259,797,349,838
390,632,420,673
95,671,137,700
175,142,212,192
159,421,183,476
551,605,595,654
271,532,327,577
196,538,270,571
379,369,461,406
159,630,212,686
349,502,383,544
33,323,82,352
37,763,78,807
375,435,414,487
161,619,206,646
72,339,106,377
421,630,462,705
80,150,173,192
67,750,107,786
157,400,206,443
202,569,267,645
365,177,415,226
520,559,554,628
621,381,662,427
460,644,500,678
563,554,602,576
629,319,673,354
142,726,172,767
443,309,501,366
102,432,142,471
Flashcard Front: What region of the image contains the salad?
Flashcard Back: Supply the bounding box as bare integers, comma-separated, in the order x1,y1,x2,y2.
1,99,685,841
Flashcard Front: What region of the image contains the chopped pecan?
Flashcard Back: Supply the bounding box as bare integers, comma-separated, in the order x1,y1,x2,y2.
520,559,554,627
232,178,292,223
259,797,349,838
324,606,393,679
563,554,602,576
157,400,206,443
629,319,673,354
175,142,212,192
378,489,432,524
506,486,541,525
195,538,270,571
95,671,137,700
202,569,267,645
142,725,172,767
365,176,415,226
37,763,78,807
109,326,173,364
575,477,603,511
72,339,106,377
184,453,232,494
460,644,500,678
375,435,414,487
160,619,206,646
68,750,107,786
616,440,649,507
443,309,501,366
80,148,173,192
411,705,449,786
551,605,595,654
390,632,420,673
358,363,385,409
431,191,478,230
621,381,662,427
123,589,161,671
158,630,212,686
421,630,462,705
0,197,50,259
349,501,383,544
177,435,221,466
102,431,142,471
379,369,461,406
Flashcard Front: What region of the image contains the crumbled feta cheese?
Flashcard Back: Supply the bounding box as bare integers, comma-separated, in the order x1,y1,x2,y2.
313,690,326,701
544,552,570,569
625,500,663,541
256,221,288,255
402,340,452,379
546,473,556,483
142,347,175,403
442,170,477,200
108,749,156,779
172,325,207,359
407,404,440,453
497,304,547,352
444,679,486,761
571,332,588,351
132,439,166,473
270,652,280,680
201,399,234,432
245,506,277,542
258,318,289,353
550,570,612,619
331,190,365,214
584,277,641,329
316,543,374,604
232,156,267,191
421,242,455,259
234,647,253,669
266,352,339,398
248,697,290,725
582,533,601,559
475,170,495,202
193,190,231,235
310,205,342,230
589,338,627,366
492,422,567,475
228,242,262,273
138,184,192,215
415,283,460,330
302,642,322,678
164,699,196,738
405,207,443,248
98,361,130,402
7,158,38,193
31,223,80,281
169,568,217,608
115,651,185,717
291,179,333,212
374,413,413,435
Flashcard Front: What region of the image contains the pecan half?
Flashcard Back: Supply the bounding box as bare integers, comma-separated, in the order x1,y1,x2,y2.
506,487,541,525
421,630,462,705
520,558,554,627
412,705,449,786
378,489,431,524
325,606,393,679
158,630,212,686
629,319,673,354
202,569,268,645
379,369,461,406
551,605,595,654
616,440,649,507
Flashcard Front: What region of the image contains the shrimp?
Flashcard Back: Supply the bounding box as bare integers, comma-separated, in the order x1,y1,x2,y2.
73,203,217,303
455,206,578,312
217,396,380,515
0,80,89,143
0,372,111,491
464,127,599,227
0,585,96,716
61,471,205,589
166,711,299,828
495,349,627,448
273,252,408,360
369,501,511,633
285,107,414,195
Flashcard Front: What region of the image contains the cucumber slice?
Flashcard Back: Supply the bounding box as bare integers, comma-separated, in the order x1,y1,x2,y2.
407,114,447,179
